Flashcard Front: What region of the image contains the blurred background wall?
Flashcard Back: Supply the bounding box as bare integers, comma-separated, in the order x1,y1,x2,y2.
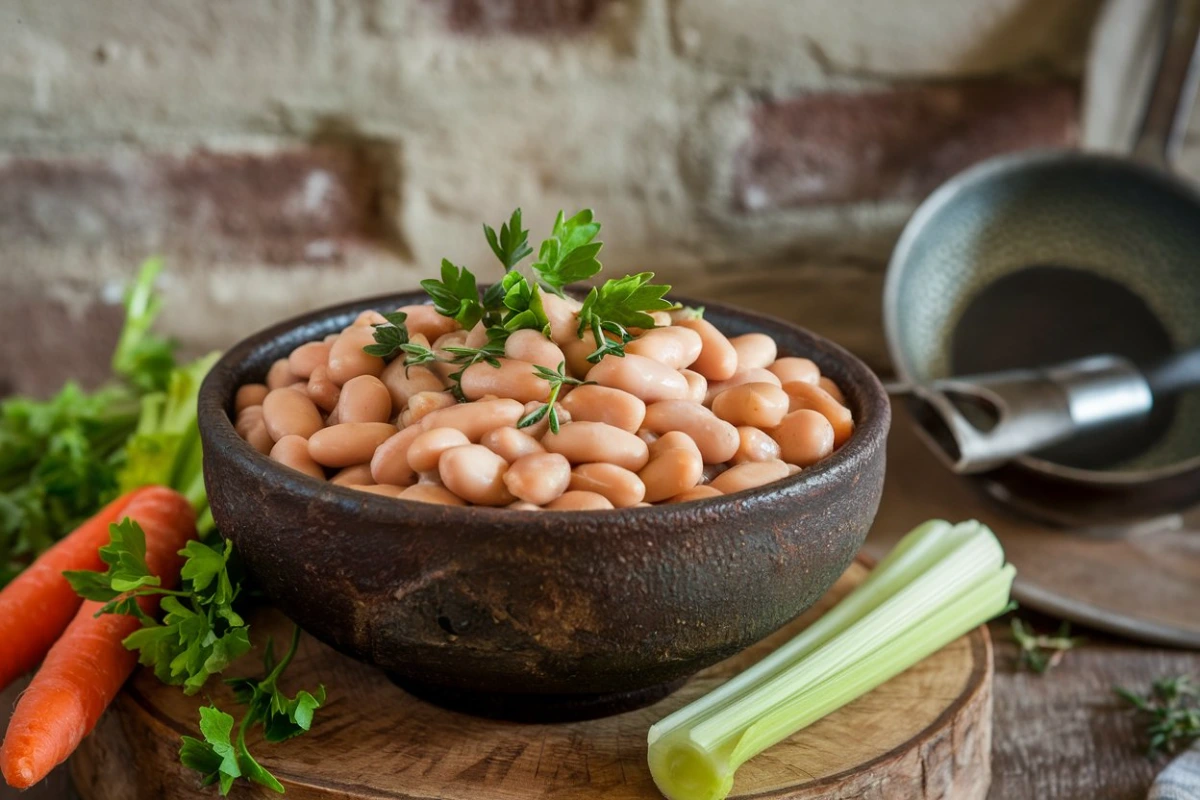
1,0,1191,397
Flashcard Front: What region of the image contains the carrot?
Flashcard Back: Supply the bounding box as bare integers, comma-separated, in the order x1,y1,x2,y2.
0,488,150,693
0,486,196,789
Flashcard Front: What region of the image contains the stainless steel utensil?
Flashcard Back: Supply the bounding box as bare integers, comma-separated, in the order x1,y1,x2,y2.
884,0,1200,521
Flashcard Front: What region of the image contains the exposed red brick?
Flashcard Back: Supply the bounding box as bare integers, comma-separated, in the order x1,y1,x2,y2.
436,0,615,34
733,81,1079,212
0,147,386,264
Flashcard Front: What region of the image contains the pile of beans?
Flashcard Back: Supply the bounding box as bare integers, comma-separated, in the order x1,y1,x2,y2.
232,295,853,509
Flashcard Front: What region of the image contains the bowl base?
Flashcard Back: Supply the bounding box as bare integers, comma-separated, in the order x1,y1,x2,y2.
387,674,687,723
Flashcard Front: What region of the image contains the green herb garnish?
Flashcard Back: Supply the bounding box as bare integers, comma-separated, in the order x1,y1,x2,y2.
531,209,603,297
577,272,673,362
1011,618,1084,674
517,362,591,434
421,261,484,330
362,312,410,360
483,208,533,272
1116,675,1200,757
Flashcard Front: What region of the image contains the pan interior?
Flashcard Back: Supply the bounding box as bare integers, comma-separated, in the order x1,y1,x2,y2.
889,155,1200,473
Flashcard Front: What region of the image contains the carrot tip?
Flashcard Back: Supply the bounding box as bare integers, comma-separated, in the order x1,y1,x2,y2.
3,757,36,789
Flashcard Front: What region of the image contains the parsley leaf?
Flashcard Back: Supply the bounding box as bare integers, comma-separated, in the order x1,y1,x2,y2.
517,362,591,435
226,627,326,743
499,272,551,334
483,208,533,272
576,272,673,362
362,312,410,360
420,260,484,330
64,518,160,600
531,209,603,296
179,704,286,796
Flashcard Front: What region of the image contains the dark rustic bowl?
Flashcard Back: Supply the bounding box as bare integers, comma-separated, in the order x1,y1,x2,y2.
198,291,890,721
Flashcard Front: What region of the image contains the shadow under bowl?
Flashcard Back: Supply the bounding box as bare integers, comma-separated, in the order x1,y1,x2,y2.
198,292,890,721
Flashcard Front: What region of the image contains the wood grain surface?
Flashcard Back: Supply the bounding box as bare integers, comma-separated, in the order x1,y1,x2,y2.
63,561,992,800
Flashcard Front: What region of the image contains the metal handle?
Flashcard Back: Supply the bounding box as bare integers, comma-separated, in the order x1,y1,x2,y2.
1131,0,1200,168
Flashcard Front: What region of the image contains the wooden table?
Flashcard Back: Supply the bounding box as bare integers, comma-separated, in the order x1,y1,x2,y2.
2,611,1196,800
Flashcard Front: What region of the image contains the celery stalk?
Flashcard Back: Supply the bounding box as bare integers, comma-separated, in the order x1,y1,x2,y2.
647,520,1015,800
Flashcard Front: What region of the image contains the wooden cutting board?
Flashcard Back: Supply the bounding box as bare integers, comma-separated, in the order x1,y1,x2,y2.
70,560,993,800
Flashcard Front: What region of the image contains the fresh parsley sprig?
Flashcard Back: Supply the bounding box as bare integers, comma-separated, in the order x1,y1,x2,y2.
1116,675,1200,758
421,261,484,330
181,627,325,796
576,272,673,363
517,362,591,434
483,208,533,272
531,209,603,297
362,312,410,360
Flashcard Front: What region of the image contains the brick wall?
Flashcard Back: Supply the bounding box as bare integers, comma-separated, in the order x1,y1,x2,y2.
0,0,1103,395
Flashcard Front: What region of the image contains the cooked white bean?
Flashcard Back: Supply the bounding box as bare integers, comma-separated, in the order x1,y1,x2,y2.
270,435,326,480
336,375,393,424
676,319,738,381
430,331,469,383
262,388,324,441
327,326,385,386
306,365,340,413
711,382,790,429
351,483,407,498
370,425,424,486
768,357,820,386
541,292,583,346
819,376,846,405
288,341,331,379
235,384,269,414
729,333,777,371
464,321,489,349
558,385,646,433
544,491,614,510
542,421,650,471
772,409,835,466
401,390,457,426
381,360,445,410
481,427,545,463
503,452,571,505
266,359,299,390
680,369,707,404
642,401,739,464
353,310,388,327
308,422,397,468
400,484,467,505
586,354,689,403
330,463,374,486
562,337,597,380
504,329,567,371
780,381,854,447
668,485,723,503
569,463,646,508
461,358,552,404
639,432,703,502
732,426,782,464
400,304,460,340
518,400,571,439
704,368,782,405
625,326,703,370
508,501,542,511
438,444,513,506
709,460,790,494
235,406,273,454
407,428,471,473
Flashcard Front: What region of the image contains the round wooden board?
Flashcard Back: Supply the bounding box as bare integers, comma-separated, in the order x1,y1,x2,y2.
71,560,993,800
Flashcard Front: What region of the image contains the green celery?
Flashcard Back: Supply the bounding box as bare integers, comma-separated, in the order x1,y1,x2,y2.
647,520,1015,800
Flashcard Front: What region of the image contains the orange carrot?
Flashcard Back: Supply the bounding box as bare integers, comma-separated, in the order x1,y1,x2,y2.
0,486,196,789
0,488,149,693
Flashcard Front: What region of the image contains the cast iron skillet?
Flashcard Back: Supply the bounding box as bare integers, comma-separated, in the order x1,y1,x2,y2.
198,291,890,721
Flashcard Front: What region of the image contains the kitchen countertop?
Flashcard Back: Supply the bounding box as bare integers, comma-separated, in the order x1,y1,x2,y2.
2,612,1196,800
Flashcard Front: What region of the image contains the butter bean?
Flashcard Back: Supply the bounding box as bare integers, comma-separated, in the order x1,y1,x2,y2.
235,384,269,414
306,365,340,413
481,427,545,463
287,341,332,379
732,426,782,464
407,428,471,473
266,359,299,390
819,376,846,405
711,382,790,428
587,353,689,403
401,390,457,427
637,429,659,446
327,326,385,385
351,484,407,498
680,369,707,404
569,463,646,508
768,357,820,386
649,311,673,327
668,485,723,503
558,385,646,433
562,337,596,380
781,381,854,446
518,401,571,439
430,331,468,383
336,375,393,424
269,435,326,480
709,460,790,494
642,401,739,464
503,452,571,505
544,491,613,511
262,388,324,441
730,333,777,371
505,329,567,372
438,444,513,506
308,422,397,468
508,501,542,511
381,359,445,409
330,463,374,486
353,310,388,327
541,292,583,346
542,421,650,471
370,425,425,486
235,406,273,455
464,321,489,349
421,398,525,441
400,304,460,341
676,319,737,381
772,409,835,466
399,484,467,505
461,358,552,404
639,433,703,502
704,368,782,405
625,326,703,370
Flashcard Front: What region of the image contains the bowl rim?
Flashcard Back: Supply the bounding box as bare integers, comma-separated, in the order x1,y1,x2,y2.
199,290,891,522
